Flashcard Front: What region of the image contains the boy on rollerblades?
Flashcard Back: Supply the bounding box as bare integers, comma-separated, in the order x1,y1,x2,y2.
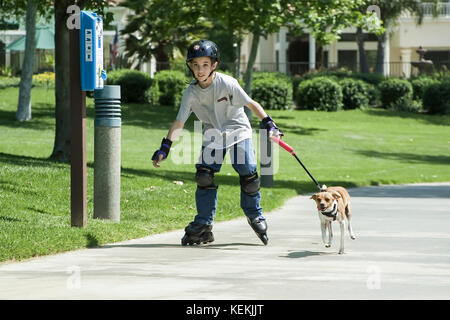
152,39,283,245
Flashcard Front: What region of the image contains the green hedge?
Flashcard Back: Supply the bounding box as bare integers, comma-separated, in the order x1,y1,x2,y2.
251,72,293,110
294,69,384,107
410,76,440,101
149,70,188,106
423,80,450,114
339,78,369,110
0,76,20,89
296,77,343,111
106,69,153,103
378,78,413,110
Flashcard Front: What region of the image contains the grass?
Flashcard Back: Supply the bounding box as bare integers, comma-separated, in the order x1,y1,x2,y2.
0,86,449,262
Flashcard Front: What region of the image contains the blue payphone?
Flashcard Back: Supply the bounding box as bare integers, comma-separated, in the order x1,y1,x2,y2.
80,11,107,91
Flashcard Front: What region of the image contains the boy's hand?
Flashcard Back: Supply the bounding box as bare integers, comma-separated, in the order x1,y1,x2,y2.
152,137,172,168
262,116,284,140
152,153,165,168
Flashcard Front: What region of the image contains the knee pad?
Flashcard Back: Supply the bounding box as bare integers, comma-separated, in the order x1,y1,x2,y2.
240,172,260,196
196,166,218,190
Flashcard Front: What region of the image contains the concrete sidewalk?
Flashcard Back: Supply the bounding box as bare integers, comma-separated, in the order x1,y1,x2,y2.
1,183,449,300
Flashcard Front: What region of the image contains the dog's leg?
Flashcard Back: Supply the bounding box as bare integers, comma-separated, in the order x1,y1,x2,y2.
345,203,356,240
347,216,356,240
326,221,332,248
321,222,328,247
339,220,345,254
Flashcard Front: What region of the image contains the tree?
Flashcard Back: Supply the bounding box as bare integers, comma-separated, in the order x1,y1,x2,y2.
291,0,384,68
16,0,37,122
206,1,294,96
120,0,211,71
1,0,51,121
371,0,440,75
207,0,383,96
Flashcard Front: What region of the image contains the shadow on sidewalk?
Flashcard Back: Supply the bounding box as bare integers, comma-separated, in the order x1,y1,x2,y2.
282,250,334,259
348,184,450,199
97,242,260,249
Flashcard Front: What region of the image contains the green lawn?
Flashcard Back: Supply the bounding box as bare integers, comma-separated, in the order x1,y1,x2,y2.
1,86,449,262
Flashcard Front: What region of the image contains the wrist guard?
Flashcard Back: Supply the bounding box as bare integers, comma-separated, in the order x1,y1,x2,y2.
152,137,173,161
262,116,284,136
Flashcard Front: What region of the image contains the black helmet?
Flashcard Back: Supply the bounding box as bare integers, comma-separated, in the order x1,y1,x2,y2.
186,39,220,63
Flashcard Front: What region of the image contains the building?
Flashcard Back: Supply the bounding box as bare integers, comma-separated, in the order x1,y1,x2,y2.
240,1,450,78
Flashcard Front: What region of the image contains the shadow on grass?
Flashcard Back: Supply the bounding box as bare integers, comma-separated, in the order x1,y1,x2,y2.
363,108,450,126
86,233,99,248
0,104,55,131
119,165,358,195
275,124,323,136
0,152,359,196
0,152,67,168
0,216,21,222
355,150,450,166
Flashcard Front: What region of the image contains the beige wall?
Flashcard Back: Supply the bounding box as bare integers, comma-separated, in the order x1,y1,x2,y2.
241,13,450,78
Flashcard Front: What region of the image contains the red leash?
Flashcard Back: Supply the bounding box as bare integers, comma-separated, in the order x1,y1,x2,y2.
271,136,323,191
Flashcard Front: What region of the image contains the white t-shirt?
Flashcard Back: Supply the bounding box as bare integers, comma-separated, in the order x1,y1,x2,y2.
176,72,253,149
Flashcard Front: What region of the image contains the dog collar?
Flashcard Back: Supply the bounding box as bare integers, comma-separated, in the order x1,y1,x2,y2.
321,202,338,221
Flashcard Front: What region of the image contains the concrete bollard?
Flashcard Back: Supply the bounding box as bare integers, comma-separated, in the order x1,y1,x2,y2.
259,122,273,187
93,85,121,221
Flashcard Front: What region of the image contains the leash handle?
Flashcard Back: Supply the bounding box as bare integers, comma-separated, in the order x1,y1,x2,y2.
271,136,295,154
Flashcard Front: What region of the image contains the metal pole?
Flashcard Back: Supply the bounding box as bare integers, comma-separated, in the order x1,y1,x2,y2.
93,85,121,221
70,27,87,228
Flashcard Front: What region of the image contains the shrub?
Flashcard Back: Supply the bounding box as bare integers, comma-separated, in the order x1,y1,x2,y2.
0,76,20,89
352,72,386,86
339,78,369,110
301,68,352,81
365,83,381,107
410,76,439,101
378,78,413,109
252,76,293,110
106,69,153,103
296,77,343,111
32,72,55,88
151,70,188,106
253,71,292,83
422,80,450,114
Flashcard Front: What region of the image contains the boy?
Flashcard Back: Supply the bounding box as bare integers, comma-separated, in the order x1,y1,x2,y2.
152,39,283,246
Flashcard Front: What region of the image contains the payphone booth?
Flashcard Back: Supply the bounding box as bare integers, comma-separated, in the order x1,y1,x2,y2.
80,10,107,91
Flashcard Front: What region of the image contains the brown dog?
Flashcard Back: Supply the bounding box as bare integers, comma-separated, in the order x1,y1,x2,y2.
310,186,356,254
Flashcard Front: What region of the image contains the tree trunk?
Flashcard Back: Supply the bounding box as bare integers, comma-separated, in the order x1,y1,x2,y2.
316,45,323,70
155,44,170,71
375,32,386,75
356,26,369,73
243,32,260,96
16,0,37,122
243,32,260,121
50,0,71,162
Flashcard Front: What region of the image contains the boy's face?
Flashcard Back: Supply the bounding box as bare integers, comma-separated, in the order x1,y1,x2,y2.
188,57,218,82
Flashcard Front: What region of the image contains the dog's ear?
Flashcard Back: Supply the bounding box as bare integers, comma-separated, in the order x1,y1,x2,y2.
310,194,317,201
331,191,341,200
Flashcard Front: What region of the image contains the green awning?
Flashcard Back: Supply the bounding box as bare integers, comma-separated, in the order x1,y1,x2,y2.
6,26,54,51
